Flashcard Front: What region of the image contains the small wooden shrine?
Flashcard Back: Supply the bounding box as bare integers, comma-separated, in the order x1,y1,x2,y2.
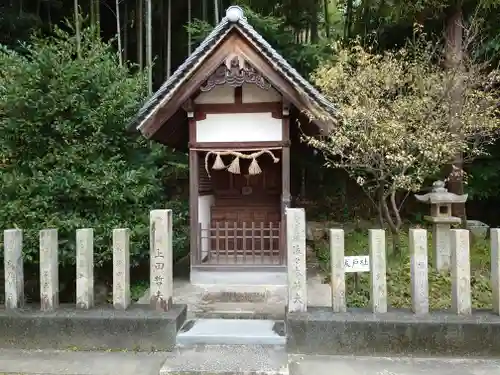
129,6,336,284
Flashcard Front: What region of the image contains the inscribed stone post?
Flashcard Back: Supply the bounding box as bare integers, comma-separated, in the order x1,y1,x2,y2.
492,229,500,315
76,228,94,309
286,207,307,313
150,209,173,311
330,229,346,313
369,229,387,313
433,224,452,271
450,229,471,315
4,229,24,310
39,229,59,311
113,228,130,310
409,229,429,315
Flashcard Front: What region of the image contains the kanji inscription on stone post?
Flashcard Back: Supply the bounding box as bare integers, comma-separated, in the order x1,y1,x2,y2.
286,207,307,313
369,229,387,313
113,228,130,310
39,229,59,311
150,209,173,311
4,229,24,310
451,229,471,315
76,228,94,309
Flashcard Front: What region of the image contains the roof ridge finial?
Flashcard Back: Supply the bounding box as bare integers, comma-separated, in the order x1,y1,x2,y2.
225,5,245,23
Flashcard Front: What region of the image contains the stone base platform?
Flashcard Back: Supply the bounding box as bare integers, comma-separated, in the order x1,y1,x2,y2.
0,304,187,351
287,307,500,357
137,275,331,320
176,318,286,346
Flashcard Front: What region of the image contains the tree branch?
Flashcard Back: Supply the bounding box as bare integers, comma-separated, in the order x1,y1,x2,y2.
390,189,402,230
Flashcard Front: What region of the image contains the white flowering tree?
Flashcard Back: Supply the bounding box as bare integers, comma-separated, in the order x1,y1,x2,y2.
305,36,500,251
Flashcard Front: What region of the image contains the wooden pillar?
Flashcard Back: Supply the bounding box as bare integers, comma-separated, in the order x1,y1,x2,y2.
281,102,291,264
188,112,201,265
189,150,199,265
187,105,200,266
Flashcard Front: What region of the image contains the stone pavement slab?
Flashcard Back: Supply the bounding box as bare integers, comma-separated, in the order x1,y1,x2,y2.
0,349,167,375
289,354,500,375
2,347,500,375
159,344,288,375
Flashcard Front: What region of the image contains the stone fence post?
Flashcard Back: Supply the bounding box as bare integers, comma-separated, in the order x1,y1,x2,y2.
369,229,387,313
409,229,429,315
113,228,131,310
330,229,346,313
4,229,24,310
492,229,500,315
286,207,307,313
150,209,173,311
450,229,471,315
39,229,59,311
76,228,94,309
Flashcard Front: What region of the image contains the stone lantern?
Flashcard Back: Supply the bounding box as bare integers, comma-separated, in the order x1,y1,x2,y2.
415,180,468,271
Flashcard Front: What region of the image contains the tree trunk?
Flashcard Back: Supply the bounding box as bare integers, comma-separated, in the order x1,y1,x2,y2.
146,0,153,94
124,1,128,62
95,0,101,33
310,0,319,43
444,4,466,223
116,0,123,66
202,0,208,22
74,0,81,58
36,0,41,19
323,0,330,37
90,0,95,26
390,229,401,257
344,0,353,40
47,1,52,28
188,0,192,55
160,0,165,78
136,0,143,68
214,0,219,24
379,189,402,256
166,0,172,78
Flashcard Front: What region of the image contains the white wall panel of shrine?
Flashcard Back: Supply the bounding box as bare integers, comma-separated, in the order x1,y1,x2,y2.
196,112,282,142
198,195,214,259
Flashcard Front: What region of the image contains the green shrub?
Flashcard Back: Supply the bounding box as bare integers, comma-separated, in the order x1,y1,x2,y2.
0,25,187,268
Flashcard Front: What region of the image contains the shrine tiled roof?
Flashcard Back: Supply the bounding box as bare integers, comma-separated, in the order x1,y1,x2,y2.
130,5,337,132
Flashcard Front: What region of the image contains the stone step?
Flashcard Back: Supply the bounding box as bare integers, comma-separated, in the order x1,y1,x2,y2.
193,302,286,320
160,344,288,375
199,288,286,303
176,318,286,346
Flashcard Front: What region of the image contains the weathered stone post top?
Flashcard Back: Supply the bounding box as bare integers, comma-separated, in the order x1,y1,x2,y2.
415,180,468,224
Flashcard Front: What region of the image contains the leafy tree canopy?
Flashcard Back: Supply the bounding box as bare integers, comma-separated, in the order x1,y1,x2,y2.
305,33,500,241
0,25,187,267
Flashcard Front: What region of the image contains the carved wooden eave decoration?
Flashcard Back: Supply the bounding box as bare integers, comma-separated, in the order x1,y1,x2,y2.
199,56,272,92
